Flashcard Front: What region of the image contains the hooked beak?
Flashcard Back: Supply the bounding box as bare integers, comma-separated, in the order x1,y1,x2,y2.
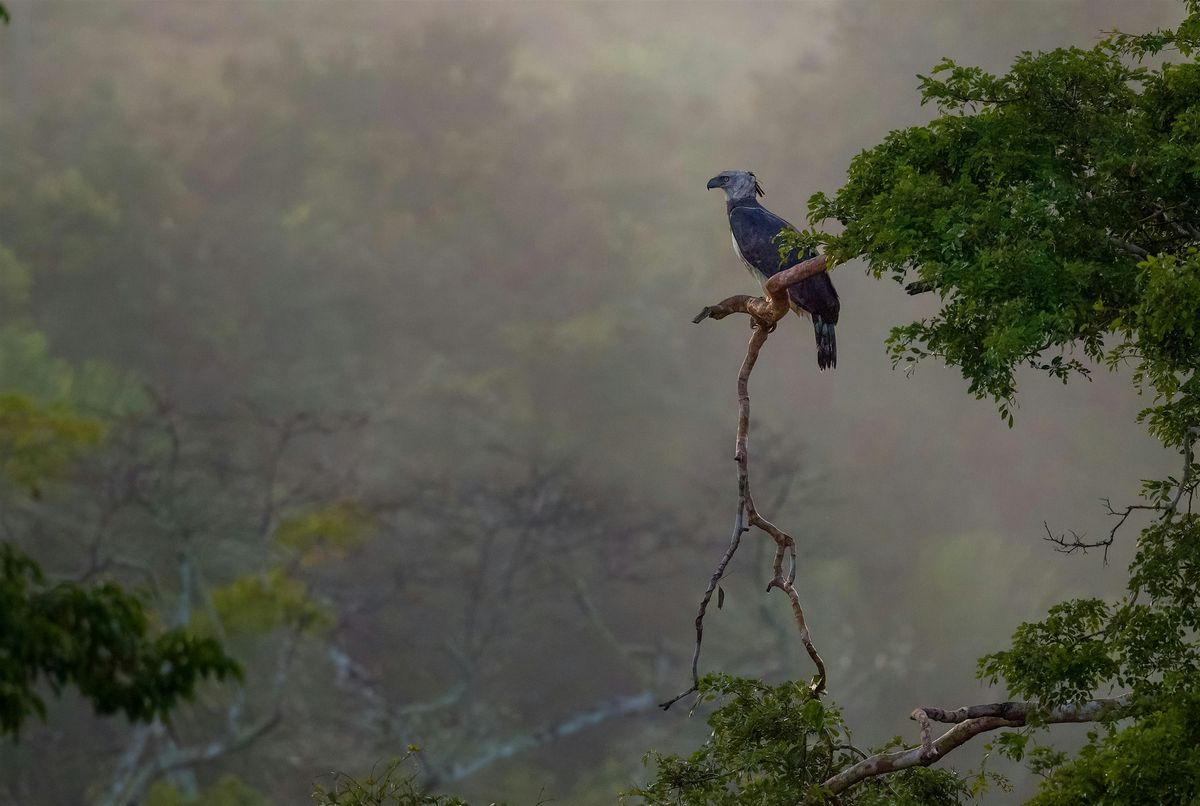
706,175,723,190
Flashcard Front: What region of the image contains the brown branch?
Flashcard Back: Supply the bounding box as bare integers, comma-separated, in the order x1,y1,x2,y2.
818,694,1133,798
662,255,828,709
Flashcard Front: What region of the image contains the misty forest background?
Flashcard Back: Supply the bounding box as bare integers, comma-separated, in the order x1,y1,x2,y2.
0,1,1185,803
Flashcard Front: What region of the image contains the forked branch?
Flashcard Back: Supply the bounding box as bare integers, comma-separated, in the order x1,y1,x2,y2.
661,255,829,710
820,694,1133,797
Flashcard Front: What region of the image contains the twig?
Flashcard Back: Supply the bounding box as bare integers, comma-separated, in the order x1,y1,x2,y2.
659,428,750,711
663,255,829,709
1041,521,1114,563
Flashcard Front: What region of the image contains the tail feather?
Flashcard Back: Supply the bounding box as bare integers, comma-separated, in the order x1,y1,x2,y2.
813,315,836,371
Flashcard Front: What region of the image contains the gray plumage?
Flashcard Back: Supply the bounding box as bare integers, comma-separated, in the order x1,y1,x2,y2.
707,170,840,370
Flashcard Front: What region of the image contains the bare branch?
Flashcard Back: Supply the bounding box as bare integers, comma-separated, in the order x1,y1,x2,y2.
822,715,1020,796
1041,521,1114,563
665,256,828,708
819,694,1133,798
919,694,1132,724
101,710,281,806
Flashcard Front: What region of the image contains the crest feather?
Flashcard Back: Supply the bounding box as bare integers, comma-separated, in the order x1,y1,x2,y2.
749,172,765,197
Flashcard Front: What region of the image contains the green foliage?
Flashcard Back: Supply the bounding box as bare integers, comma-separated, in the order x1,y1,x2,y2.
312,752,473,806
768,4,1200,802
795,4,1200,441
275,502,372,565
211,569,330,636
0,542,240,736
978,599,1118,706
0,392,103,494
1025,691,1200,805
147,774,274,806
209,503,371,636
623,675,966,805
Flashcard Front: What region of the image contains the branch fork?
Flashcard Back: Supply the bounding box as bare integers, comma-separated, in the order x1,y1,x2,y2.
662,255,829,710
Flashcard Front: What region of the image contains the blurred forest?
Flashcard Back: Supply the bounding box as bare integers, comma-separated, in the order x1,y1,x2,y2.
0,1,1186,803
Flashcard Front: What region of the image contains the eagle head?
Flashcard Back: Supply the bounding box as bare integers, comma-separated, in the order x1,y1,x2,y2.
706,170,764,201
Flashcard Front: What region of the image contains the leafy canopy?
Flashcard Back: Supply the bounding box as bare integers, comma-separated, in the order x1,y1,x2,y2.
0,541,241,736
690,2,1200,802
624,675,966,806
790,1,1200,443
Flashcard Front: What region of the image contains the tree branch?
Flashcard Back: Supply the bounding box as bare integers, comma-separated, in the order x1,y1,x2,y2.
663,256,828,709
438,691,655,785
1108,236,1150,259
818,694,1133,798
102,710,281,806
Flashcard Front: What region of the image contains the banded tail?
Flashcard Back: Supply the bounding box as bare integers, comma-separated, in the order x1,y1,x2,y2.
813,315,836,371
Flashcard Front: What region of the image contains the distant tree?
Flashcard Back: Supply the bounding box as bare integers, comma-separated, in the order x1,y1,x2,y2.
0,394,239,738
0,541,238,738
0,16,703,800
639,1,1200,802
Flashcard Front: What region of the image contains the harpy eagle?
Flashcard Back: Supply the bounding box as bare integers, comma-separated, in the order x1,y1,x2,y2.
707,170,840,369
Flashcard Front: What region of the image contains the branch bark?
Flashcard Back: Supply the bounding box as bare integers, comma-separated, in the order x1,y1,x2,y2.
819,694,1133,798
662,255,829,709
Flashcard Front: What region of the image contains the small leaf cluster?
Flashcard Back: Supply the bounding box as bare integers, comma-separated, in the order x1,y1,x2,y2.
1025,690,1200,805
209,502,373,637
211,569,331,636
275,501,372,566
624,675,966,805
0,392,104,494
0,542,240,736
312,752,474,806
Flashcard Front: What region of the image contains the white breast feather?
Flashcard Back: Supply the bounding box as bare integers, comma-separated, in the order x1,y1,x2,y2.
731,233,764,286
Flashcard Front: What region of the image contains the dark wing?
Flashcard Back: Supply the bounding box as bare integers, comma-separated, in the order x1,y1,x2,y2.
729,205,840,324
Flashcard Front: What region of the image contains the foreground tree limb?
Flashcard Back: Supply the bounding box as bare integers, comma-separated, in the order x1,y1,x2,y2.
819,694,1134,798
661,255,829,710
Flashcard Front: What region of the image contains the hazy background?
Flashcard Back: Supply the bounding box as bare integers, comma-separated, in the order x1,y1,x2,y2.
0,1,1184,803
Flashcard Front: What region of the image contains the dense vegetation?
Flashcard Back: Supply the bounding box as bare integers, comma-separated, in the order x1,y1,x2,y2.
1,1,1195,804
630,2,1200,802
